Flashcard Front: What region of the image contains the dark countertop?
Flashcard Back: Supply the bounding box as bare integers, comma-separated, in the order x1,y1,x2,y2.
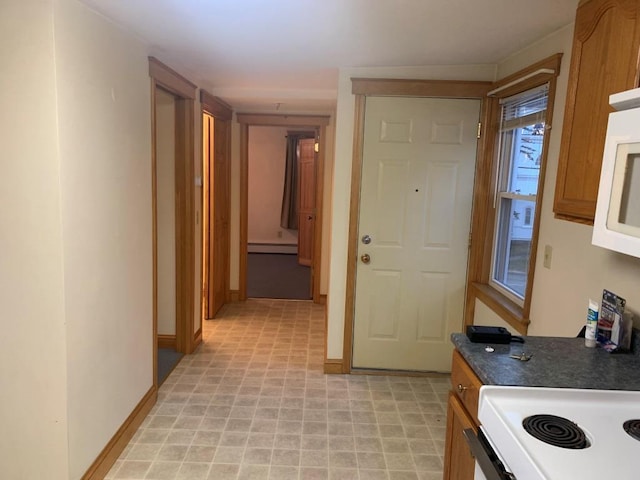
451,332,640,391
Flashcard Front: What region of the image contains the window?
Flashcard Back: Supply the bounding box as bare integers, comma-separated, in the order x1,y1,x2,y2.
466,54,562,334
491,85,548,303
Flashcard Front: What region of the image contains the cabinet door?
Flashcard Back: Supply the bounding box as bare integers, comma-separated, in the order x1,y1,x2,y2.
443,391,477,480
554,0,640,223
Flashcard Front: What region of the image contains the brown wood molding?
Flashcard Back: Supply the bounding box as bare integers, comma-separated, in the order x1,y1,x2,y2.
149,57,198,362
239,123,249,301
488,53,563,99
351,78,492,97
148,57,196,99
237,113,330,126
157,334,176,349
200,90,232,120
229,290,241,302
324,359,344,374
82,386,157,480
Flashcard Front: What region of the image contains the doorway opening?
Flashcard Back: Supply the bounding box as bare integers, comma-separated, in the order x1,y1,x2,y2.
237,114,330,303
246,126,316,300
149,57,198,387
201,91,232,320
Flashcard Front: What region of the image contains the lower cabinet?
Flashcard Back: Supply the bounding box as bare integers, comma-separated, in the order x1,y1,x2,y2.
443,350,483,480
443,392,477,480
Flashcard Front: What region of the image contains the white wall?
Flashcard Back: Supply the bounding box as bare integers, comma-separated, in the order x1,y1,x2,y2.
0,1,69,478
248,126,298,246
326,64,497,359
479,23,640,337
156,89,177,336
53,0,154,477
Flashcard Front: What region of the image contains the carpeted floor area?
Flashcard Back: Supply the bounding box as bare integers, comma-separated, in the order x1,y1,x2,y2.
247,253,311,300
158,348,184,386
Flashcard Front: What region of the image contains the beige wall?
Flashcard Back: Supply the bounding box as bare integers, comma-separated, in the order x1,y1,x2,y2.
0,1,70,478
248,126,298,246
477,23,640,336
53,0,154,477
156,89,177,336
326,64,497,359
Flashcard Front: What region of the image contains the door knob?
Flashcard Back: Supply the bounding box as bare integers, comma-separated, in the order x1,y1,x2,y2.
361,234,372,244
360,253,371,264
308,215,313,220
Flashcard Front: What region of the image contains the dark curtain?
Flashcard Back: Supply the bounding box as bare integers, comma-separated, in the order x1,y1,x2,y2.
280,133,313,230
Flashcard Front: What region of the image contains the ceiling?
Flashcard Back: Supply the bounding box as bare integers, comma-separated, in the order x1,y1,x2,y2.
79,0,579,113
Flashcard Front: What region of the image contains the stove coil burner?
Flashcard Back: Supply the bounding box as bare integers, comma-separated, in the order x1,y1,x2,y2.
623,420,640,441
522,414,590,449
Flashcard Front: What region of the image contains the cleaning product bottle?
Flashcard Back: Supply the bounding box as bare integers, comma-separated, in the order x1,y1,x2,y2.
585,299,598,348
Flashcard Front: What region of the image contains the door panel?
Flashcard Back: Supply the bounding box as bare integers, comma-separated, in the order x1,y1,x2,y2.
352,96,480,372
297,138,316,268
204,113,230,319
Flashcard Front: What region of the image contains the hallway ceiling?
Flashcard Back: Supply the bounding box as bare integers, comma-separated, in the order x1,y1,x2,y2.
79,0,579,113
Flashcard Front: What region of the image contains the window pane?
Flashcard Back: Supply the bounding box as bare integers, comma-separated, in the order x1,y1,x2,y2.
500,123,544,195
493,198,536,298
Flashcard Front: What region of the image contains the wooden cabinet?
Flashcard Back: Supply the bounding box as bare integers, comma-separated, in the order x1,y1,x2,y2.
443,350,484,480
554,0,640,223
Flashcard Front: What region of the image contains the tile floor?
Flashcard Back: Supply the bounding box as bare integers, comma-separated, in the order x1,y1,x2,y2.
106,299,449,480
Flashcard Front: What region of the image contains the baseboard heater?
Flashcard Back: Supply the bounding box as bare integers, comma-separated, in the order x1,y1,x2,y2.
248,243,298,254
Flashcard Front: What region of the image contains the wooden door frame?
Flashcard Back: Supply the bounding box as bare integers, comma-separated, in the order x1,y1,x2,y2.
200,90,233,319
341,79,492,374
237,114,330,303
149,57,197,389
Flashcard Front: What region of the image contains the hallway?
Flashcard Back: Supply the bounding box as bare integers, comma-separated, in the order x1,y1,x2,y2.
106,299,447,480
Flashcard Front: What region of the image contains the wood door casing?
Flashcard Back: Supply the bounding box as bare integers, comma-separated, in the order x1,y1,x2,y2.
297,138,316,267
201,91,232,319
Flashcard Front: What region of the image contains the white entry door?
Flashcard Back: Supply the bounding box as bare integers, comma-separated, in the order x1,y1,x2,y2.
352,96,480,372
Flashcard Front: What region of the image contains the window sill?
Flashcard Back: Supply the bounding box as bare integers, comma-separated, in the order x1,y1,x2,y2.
470,282,530,335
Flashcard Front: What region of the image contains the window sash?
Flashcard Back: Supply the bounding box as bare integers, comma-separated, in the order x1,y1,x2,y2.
490,83,549,305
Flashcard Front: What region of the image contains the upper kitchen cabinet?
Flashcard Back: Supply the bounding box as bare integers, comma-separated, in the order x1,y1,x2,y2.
554,0,640,224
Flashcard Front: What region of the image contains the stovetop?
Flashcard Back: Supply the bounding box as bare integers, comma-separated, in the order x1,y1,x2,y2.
478,386,640,480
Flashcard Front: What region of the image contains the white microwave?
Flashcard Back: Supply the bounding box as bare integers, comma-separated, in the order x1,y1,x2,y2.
592,87,640,258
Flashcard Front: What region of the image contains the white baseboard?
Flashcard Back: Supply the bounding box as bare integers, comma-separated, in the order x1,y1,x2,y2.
248,243,298,254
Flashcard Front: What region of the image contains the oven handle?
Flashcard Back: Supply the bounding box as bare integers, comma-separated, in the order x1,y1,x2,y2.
463,428,516,480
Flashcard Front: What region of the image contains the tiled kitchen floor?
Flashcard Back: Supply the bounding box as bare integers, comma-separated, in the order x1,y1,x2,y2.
106,299,448,480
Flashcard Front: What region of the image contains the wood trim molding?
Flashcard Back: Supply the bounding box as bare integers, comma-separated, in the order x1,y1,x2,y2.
342,94,366,375
229,290,240,302
157,334,176,349
318,294,327,305
237,113,330,126
239,123,249,301
148,57,196,99
312,126,326,303
351,78,492,97
464,53,562,335
82,386,157,480
324,359,344,374
200,90,233,120
149,58,198,366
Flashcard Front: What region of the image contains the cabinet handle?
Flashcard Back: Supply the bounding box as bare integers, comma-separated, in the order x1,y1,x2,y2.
457,384,468,394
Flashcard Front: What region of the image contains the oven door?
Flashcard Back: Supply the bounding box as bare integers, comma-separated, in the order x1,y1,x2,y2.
463,428,516,480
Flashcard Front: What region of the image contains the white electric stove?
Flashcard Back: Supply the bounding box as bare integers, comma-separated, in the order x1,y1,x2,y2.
467,386,640,480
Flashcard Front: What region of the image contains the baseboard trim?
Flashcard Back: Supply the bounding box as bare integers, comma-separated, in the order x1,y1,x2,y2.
193,328,202,350
157,334,176,349
229,290,240,302
318,294,327,305
324,359,344,374
82,385,157,480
